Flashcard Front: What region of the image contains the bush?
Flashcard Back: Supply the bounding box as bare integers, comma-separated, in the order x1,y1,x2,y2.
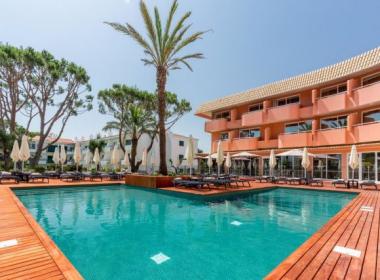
34,166,46,173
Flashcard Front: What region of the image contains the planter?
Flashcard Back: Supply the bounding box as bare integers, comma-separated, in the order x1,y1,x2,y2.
125,174,174,188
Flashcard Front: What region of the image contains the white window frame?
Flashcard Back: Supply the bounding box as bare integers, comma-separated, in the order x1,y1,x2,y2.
320,82,347,98
320,114,348,130
273,95,300,107
361,108,380,124
361,72,380,87
239,128,260,138
219,132,229,141
248,103,263,112
214,110,231,120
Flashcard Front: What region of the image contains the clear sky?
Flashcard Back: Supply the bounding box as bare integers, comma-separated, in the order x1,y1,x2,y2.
1,0,380,151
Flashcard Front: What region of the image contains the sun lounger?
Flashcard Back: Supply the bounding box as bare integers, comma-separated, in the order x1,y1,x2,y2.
287,177,303,185
60,172,83,182
0,172,20,184
43,171,61,179
173,178,210,189
332,179,347,188
360,180,378,190
273,177,289,184
28,173,49,183
307,178,324,187
256,176,274,183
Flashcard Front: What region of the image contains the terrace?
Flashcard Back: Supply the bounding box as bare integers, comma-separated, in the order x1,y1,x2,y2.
0,179,378,279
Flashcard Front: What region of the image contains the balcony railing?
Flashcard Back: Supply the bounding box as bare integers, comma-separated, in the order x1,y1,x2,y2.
266,103,300,123
314,127,347,146
315,91,347,116
353,81,380,108
241,110,264,127
278,131,312,148
353,121,380,143
229,137,259,151
205,118,228,133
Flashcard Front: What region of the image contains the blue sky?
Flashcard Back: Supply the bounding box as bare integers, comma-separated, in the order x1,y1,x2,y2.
1,0,380,151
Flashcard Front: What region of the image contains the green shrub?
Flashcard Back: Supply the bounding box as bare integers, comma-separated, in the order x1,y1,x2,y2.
34,166,46,173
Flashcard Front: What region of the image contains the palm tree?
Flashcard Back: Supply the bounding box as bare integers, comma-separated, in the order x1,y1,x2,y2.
105,0,206,175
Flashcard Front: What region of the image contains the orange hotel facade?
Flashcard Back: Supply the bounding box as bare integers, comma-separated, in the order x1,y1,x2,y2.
196,47,380,181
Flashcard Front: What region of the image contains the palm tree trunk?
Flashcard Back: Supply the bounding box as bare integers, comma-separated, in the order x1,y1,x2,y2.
156,66,168,175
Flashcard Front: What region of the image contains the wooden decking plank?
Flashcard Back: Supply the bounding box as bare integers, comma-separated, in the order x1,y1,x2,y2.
0,255,51,275
346,191,379,279
308,193,374,279
328,194,376,279
0,258,54,277
283,193,370,279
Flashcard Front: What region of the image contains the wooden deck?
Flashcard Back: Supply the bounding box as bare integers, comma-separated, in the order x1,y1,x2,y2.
0,179,379,279
266,188,380,280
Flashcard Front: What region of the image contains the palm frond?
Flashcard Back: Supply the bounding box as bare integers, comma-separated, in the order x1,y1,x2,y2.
139,1,159,60
169,53,204,71
154,7,163,61
166,12,191,51
105,21,157,63
163,0,178,48
170,31,206,59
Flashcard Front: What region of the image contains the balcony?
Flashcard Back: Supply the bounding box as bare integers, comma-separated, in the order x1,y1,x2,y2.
227,119,242,130
229,137,259,151
278,132,312,148
241,110,264,127
353,82,380,108
257,139,278,149
315,92,347,116
314,128,347,146
211,140,230,153
266,103,300,123
205,118,228,133
353,121,380,143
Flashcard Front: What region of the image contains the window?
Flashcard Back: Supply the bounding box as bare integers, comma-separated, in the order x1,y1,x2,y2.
248,103,263,112
30,143,36,149
285,120,312,134
125,139,132,146
178,154,184,161
362,72,380,86
214,111,230,120
47,145,56,153
273,95,299,107
220,132,229,140
179,140,185,147
312,154,342,179
320,83,347,98
320,116,347,129
363,109,380,123
239,128,260,138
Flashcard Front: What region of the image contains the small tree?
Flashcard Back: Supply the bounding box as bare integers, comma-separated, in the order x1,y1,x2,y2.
21,48,93,166
98,84,191,172
105,0,206,175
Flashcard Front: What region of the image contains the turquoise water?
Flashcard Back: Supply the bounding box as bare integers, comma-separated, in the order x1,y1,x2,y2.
15,186,355,280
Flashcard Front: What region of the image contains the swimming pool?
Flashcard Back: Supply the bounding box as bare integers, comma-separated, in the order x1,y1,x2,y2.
15,186,356,280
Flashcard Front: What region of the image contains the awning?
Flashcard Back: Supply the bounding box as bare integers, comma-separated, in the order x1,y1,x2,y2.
276,149,316,157
231,151,260,158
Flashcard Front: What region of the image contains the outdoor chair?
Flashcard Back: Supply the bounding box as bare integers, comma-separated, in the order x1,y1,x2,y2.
307,178,324,187
43,171,61,179
173,178,210,190
28,173,49,183
287,177,303,185
332,179,347,188
60,172,82,182
360,180,378,190
0,172,20,184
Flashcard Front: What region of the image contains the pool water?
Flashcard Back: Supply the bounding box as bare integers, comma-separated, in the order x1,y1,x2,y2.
15,186,355,280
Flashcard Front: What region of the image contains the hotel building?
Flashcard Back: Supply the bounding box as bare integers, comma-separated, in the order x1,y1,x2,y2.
196,47,380,181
